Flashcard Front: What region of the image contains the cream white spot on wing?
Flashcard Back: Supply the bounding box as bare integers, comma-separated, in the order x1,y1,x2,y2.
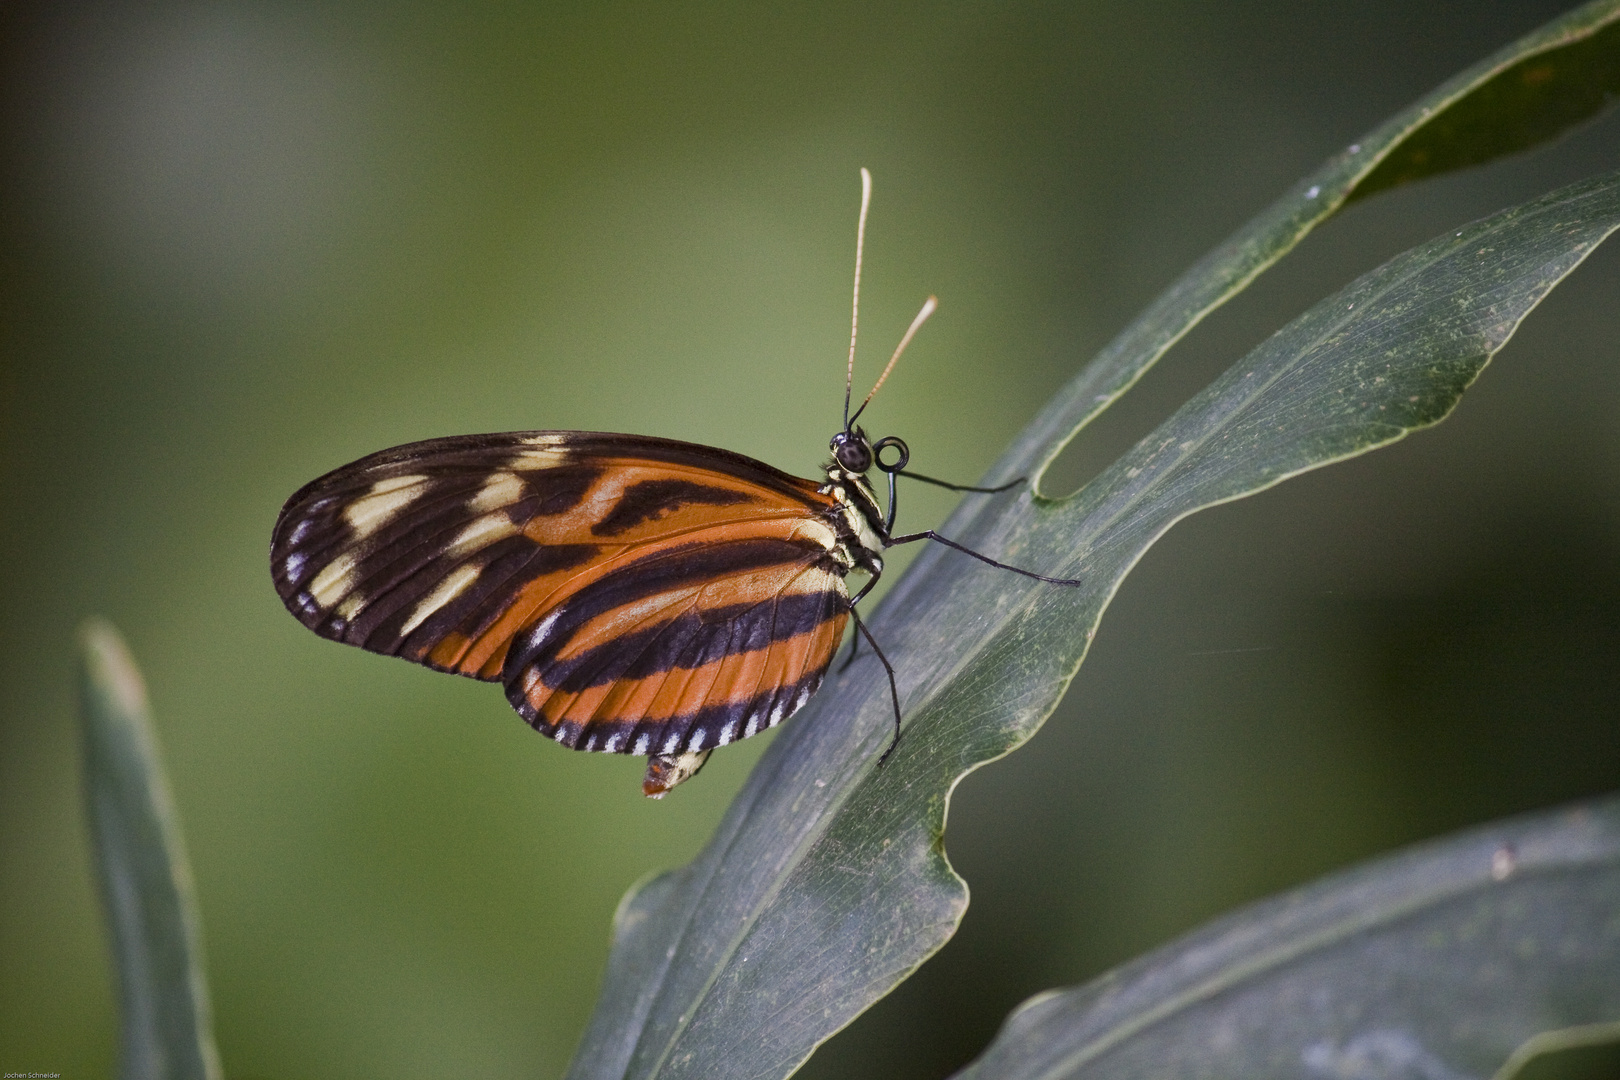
770,698,788,726
446,511,519,559
335,591,368,621
633,732,650,755
792,517,840,552
469,471,524,514
661,732,680,755
782,567,843,600
719,718,739,746
344,475,429,539
509,447,568,469
308,551,360,608
744,714,761,738
400,562,482,636
604,730,625,752
524,609,564,652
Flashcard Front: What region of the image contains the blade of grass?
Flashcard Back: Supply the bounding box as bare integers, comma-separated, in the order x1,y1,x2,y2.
80,619,223,1080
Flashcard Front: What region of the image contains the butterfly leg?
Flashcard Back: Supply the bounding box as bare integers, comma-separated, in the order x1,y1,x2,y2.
886,530,1085,586
847,604,903,766
839,626,862,671
897,470,1025,494
837,568,883,672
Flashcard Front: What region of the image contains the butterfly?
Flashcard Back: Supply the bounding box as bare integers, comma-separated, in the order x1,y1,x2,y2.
270,170,1082,797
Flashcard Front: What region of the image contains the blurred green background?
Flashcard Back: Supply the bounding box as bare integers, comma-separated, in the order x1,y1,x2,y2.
2,2,1618,1077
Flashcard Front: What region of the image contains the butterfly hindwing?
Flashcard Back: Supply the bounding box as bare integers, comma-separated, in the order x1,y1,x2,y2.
271,431,851,753
506,540,849,754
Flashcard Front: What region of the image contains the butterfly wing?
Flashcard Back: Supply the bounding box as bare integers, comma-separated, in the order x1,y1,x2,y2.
504,536,849,756
271,431,851,755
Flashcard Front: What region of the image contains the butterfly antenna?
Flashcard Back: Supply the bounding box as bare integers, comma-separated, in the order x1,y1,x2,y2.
845,167,873,432
848,295,936,428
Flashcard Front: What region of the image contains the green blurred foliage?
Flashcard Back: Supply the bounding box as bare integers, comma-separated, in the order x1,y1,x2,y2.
1,2,1616,1078
1518,1041,1620,1080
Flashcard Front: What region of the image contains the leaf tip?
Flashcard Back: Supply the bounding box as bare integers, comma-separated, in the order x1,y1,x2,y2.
79,617,151,724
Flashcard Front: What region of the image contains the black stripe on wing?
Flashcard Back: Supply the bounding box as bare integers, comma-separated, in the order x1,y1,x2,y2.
504,543,849,755
499,537,834,684
272,463,604,656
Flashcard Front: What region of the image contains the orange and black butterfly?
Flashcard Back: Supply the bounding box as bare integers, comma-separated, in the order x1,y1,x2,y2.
270,170,1080,797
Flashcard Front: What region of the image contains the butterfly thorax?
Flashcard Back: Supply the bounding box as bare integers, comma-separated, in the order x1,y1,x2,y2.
819,465,886,578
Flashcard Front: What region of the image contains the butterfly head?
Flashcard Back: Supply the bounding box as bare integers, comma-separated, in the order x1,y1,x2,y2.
824,426,895,563
831,428,910,475
829,427,873,474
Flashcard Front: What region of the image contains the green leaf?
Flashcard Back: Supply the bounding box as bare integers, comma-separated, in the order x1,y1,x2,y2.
565,6,1620,1075
80,619,223,1080
951,794,1620,1080
997,0,1620,487
568,169,1620,1080
1349,13,1620,205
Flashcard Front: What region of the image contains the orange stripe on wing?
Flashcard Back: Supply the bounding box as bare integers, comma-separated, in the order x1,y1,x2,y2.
446,514,839,680
423,564,595,677
518,462,828,548
554,561,835,664
521,601,847,753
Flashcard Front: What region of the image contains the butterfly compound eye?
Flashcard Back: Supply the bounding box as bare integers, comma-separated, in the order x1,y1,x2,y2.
830,431,873,473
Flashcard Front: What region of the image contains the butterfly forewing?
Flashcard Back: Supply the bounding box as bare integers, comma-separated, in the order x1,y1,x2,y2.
272,432,852,755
